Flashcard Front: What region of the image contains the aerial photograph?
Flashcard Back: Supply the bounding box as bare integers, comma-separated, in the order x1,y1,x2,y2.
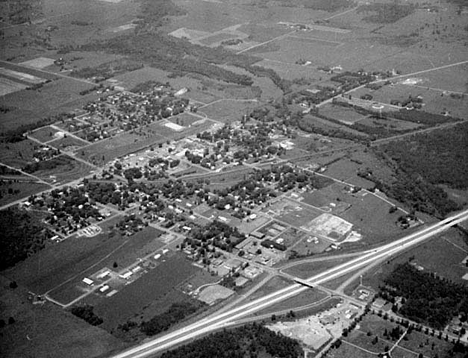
0,0,467,357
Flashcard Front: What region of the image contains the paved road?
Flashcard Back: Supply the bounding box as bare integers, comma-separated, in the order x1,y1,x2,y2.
110,209,468,358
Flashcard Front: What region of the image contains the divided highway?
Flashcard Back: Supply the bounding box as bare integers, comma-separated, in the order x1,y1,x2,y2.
112,209,468,358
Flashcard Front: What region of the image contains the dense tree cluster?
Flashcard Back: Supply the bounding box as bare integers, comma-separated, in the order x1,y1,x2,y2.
161,323,303,358
379,123,468,190
381,263,468,329
140,301,200,336
357,3,415,23
0,207,50,270
190,220,245,252
70,304,103,326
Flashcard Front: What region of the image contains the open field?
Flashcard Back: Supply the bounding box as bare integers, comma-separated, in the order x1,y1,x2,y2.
47,135,90,151
0,76,28,96
255,287,328,315
342,313,467,358
0,139,48,168
246,275,295,303
27,154,95,185
201,99,260,123
4,223,163,296
346,228,468,295
78,119,214,165
272,199,324,228
94,252,200,330
0,77,98,132
0,276,124,358
282,257,353,280
0,181,50,206
351,82,468,120
29,126,62,143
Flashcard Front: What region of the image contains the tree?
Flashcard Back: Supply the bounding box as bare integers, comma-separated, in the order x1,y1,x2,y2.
8,317,15,325
9,281,18,289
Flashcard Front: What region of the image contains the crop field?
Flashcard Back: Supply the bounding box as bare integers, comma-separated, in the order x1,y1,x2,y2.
94,252,200,330
5,223,163,297
0,181,50,206
202,99,260,123
319,105,369,125
29,126,62,143
0,77,96,132
0,76,28,96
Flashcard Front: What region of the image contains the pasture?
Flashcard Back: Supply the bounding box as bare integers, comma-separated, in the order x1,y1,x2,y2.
94,252,199,330
5,223,163,300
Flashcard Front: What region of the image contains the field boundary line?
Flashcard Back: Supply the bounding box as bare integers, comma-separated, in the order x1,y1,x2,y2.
44,239,130,296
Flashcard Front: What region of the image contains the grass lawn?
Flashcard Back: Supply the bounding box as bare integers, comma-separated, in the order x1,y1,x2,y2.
255,287,328,316
282,257,352,280
329,341,376,358
29,126,61,143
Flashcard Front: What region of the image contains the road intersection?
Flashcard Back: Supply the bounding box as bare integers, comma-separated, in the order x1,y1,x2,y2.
111,209,468,358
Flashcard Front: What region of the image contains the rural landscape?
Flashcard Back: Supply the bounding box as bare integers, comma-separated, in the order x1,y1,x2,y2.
0,0,467,357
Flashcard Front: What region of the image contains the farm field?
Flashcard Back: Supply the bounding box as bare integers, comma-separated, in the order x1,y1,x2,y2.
0,78,99,132
5,223,164,297
0,276,124,358
201,99,260,123
94,252,200,330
